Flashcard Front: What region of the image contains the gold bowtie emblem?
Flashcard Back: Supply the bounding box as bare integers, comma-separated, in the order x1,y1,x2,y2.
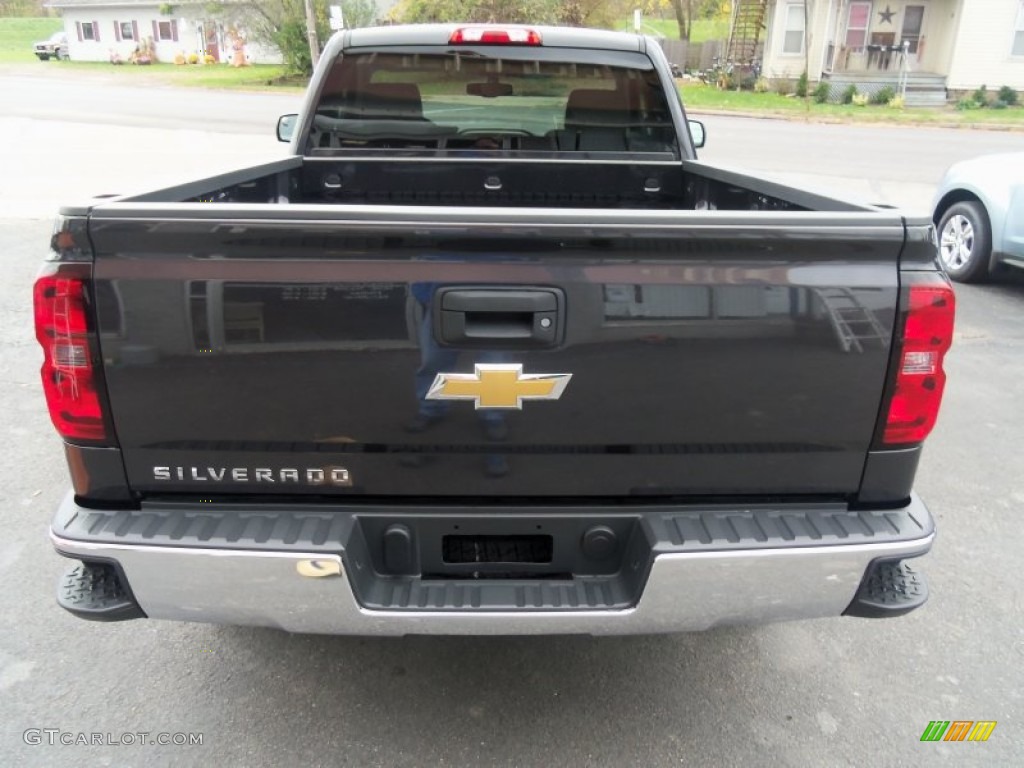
426,364,572,409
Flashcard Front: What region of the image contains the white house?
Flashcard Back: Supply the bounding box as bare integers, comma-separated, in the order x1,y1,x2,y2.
758,0,1024,97
46,0,283,64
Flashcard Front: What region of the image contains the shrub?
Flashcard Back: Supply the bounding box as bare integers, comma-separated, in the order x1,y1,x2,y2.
204,54,216,65
956,98,979,111
187,52,199,64
734,68,759,91
852,93,869,106
888,95,905,109
992,100,1009,110
812,82,830,104
754,77,770,93
871,85,896,105
774,79,793,96
841,84,858,104
972,84,988,107
795,71,809,98
997,85,1019,106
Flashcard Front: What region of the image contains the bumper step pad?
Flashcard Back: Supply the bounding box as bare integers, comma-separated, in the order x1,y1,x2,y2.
844,560,928,618
56,562,145,622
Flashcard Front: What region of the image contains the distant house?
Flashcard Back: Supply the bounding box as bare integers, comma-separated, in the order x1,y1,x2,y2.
46,0,283,64
752,0,1024,102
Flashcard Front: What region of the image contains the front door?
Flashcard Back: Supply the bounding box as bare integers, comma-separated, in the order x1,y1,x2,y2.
203,21,220,62
901,5,925,66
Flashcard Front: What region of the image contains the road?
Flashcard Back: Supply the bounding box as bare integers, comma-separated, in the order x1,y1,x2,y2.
1,76,1022,767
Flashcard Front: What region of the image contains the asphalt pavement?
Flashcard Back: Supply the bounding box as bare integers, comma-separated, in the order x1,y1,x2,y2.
0,75,1022,767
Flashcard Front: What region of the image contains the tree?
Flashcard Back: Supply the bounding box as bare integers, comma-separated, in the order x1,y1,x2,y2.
206,0,379,74
392,0,628,28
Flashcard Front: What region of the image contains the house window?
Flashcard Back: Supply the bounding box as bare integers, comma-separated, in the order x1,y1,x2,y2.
783,4,805,54
845,2,871,50
77,21,98,42
118,22,134,41
1014,1,1024,56
157,20,177,42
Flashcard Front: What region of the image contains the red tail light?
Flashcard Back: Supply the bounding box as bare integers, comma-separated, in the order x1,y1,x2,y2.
449,27,542,45
881,274,956,445
34,267,109,442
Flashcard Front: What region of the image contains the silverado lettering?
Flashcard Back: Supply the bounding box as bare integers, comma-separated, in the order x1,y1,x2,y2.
152,467,352,485
36,24,953,635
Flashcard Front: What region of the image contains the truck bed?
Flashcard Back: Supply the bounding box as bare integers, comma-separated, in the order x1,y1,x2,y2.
120,156,872,213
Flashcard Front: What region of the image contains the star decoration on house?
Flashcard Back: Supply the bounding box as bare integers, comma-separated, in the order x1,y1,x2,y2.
879,6,896,24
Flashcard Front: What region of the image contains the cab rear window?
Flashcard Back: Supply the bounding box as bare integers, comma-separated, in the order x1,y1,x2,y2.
307,50,678,156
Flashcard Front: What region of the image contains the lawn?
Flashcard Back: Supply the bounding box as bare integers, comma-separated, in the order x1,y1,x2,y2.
618,17,731,43
48,60,304,90
679,82,1024,127
0,16,63,63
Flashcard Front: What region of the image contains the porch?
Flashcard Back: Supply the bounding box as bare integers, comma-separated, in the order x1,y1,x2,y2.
820,1,956,105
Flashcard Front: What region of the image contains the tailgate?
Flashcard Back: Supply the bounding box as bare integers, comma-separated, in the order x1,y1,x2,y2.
89,206,904,498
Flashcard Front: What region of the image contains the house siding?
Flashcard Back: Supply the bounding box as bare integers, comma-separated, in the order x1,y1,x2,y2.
946,0,1024,88
762,0,836,80
58,6,281,64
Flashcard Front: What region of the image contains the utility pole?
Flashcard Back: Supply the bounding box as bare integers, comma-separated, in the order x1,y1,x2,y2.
304,0,320,69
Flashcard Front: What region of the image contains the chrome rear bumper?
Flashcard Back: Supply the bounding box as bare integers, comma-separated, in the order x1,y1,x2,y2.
51,493,934,635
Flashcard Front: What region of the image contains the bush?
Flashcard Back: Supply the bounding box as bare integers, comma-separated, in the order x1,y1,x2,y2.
852,93,869,106
992,100,1009,110
812,82,830,104
888,95,905,109
972,84,988,107
753,77,770,93
795,71,809,98
998,85,1019,106
774,79,793,96
956,98,979,111
841,84,858,104
871,85,896,105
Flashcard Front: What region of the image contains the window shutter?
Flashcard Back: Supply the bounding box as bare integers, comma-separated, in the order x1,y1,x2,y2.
171,20,178,42
153,20,159,41
76,22,82,42
94,22,100,42
114,21,121,42
132,21,139,42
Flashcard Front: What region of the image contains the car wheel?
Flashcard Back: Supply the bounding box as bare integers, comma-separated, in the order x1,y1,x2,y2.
937,200,992,283
37,54,49,61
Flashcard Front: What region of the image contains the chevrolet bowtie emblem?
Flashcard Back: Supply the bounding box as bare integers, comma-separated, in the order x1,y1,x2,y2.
426,364,572,409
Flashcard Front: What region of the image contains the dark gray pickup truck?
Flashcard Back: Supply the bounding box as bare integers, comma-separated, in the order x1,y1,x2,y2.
37,24,955,635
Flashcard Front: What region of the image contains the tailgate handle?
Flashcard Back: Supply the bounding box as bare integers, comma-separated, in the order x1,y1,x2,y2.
437,288,564,348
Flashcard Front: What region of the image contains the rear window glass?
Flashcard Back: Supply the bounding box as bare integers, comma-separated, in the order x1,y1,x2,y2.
308,50,678,156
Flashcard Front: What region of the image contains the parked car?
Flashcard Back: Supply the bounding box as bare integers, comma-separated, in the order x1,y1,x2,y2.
932,152,1024,282
34,31,68,61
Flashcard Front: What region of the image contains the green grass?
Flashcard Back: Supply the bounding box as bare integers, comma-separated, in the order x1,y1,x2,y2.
19,59,306,90
619,17,731,43
0,16,63,63
680,82,1024,126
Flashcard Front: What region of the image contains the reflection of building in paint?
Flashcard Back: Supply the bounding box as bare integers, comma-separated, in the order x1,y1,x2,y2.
100,279,893,362
601,283,892,353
